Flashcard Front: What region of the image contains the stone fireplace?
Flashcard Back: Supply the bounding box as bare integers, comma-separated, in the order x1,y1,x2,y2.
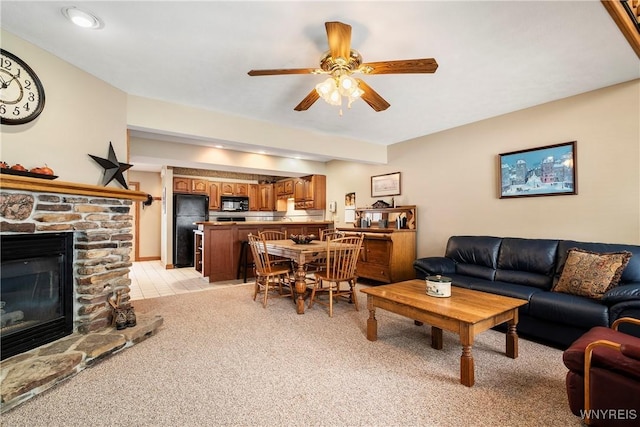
0,174,159,412
1,184,139,335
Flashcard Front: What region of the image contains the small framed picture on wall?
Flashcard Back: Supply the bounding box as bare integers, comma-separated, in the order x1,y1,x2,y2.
371,172,401,197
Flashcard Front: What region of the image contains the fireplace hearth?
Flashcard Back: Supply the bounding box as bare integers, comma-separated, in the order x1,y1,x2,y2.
1,232,74,360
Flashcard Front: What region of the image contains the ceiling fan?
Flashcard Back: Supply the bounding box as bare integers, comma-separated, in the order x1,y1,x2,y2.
248,21,438,113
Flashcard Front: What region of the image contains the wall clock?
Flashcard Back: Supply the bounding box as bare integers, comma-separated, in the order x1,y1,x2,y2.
0,49,46,125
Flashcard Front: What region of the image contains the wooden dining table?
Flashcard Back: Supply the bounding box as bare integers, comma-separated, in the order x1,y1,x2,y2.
261,239,328,314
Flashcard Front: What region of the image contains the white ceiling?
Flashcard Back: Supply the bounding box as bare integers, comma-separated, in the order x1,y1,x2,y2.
2,1,639,166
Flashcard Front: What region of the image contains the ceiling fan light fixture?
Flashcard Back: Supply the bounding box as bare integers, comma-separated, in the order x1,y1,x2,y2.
338,74,356,92
315,75,363,113
315,77,341,106
315,77,336,96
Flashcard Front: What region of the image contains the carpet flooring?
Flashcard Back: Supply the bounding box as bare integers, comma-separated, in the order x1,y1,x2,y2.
1,283,581,427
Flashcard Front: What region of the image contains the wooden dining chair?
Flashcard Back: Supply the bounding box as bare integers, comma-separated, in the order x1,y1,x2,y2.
248,234,293,308
319,229,345,241
258,230,287,240
258,230,294,270
306,229,346,274
308,234,364,317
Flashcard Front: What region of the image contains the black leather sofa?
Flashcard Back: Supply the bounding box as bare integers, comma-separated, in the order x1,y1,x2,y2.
413,236,640,349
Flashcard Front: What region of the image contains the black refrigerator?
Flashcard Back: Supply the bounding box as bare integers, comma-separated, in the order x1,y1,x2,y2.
173,194,209,268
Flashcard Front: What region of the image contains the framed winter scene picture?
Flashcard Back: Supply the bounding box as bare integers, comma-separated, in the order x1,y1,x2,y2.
499,141,577,199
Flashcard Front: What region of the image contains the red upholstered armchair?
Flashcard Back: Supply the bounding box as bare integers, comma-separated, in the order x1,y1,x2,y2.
563,317,640,426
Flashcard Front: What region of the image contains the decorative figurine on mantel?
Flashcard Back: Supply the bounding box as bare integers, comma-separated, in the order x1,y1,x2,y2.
89,141,132,189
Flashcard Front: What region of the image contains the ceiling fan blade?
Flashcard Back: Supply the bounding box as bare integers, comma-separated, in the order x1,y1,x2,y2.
248,68,318,76
360,58,438,74
325,21,352,60
356,79,390,112
294,89,320,111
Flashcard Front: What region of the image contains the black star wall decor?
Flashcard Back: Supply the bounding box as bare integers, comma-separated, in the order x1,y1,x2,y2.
89,141,133,190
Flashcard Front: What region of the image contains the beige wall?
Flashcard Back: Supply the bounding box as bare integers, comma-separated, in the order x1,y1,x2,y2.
327,80,640,257
1,31,128,184
129,171,162,260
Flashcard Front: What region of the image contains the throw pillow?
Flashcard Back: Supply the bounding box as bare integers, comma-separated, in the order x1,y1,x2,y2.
553,248,632,299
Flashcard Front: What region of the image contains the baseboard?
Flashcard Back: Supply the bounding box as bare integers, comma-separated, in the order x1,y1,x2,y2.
137,256,160,262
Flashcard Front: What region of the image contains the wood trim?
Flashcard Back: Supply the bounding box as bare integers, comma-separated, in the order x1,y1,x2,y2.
601,0,640,58
137,256,161,261
130,181,141,262
0,174,148,201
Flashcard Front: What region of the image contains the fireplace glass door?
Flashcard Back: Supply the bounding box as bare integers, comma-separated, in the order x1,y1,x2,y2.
1,232,73,360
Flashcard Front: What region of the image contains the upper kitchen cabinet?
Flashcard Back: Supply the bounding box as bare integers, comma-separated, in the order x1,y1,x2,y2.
234,183,249,196
173,177,191,194
173,177,208,194
294,175,326,210
221,182,248,196
275,179,294,198
191,179,209,194
220,183,234,195
209,182,221,210
248,184,259,211
258,183,274,211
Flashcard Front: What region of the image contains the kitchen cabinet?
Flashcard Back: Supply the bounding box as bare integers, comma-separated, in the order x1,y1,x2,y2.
293,175,326,210
173,177,209,195
202,226,236,282
275,179,294,197
293,178,306,202
234,183,248,196
221,182,248,196
220,183,234,195
338,205,416,283
248,184,259,211
258,184,274,211
173,177,192,193
174,174,324,211
191,179,208,194
208,182,221,210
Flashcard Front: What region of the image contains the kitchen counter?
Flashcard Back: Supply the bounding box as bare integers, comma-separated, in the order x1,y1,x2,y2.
197,220,333,227
196,221,333,282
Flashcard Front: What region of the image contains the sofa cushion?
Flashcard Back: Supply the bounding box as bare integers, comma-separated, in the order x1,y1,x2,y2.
446,274,481,289
495,238,558,290
553,248,632,299
445,236,501,280
456,263,496,281
468,279,540,310
556,240,640,284
529,291,609,330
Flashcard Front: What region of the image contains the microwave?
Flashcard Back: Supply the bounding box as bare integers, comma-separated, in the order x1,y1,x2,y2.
220,196,249,212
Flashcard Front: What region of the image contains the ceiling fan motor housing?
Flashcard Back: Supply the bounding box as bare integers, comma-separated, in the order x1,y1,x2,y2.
320,49,363,74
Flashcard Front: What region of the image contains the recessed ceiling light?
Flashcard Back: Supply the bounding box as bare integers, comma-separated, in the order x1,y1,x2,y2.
62,6,103,29
214,145,224,149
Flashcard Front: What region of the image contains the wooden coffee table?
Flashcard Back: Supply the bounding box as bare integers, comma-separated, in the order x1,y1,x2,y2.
360,279,528,387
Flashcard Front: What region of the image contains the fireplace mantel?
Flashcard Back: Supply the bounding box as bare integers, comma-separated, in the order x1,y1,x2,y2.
0,174,148,201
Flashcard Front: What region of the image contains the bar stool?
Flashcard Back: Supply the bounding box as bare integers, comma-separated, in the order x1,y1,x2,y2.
237,240,254,283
